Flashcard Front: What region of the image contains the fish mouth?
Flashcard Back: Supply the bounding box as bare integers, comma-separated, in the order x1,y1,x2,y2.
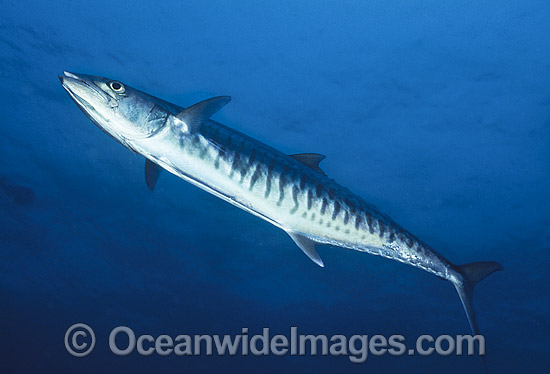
59,71,139,149
59,71,114,112
59,71,116,128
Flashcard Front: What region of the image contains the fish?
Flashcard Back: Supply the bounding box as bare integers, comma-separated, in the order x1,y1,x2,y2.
59,71,501,368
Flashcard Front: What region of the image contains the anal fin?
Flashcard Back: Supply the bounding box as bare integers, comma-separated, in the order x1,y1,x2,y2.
287,231,324,267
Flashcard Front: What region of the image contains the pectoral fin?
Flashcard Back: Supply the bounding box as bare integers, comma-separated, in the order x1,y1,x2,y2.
145,159,163,191
287,231,324,267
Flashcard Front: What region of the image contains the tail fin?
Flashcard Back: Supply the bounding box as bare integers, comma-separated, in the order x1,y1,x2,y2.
453,261,503,335
452,261,503,372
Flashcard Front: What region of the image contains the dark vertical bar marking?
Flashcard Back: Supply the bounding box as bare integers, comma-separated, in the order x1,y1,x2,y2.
320,198,328,215
199,140,209,159
300,174,307,190
192,134,201,147
403,234,414,248
344,198,356,215
249,164,262,190
265,159,274,198
307,189,313,210
378,219,385,238
277,166,288,206
236,147,254,183
213,128,225,169
389,227,395,242
315,183,323,198
214,145,223,169
290,185,299,214
229,153,239,178
242,148,257,183
366,214,374,234
332,200,340,220
355,215,362,230
229,140,245,179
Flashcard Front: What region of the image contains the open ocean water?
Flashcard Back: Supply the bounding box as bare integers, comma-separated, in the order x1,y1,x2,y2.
1,1,549,373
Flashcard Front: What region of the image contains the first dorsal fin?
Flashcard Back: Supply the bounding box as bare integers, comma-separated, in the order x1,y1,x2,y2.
175,96,231,131
287,231,324,267
289,153,326,176
145,159,163,191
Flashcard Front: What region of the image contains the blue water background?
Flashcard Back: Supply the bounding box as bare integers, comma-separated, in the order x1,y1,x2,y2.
1,1,549,373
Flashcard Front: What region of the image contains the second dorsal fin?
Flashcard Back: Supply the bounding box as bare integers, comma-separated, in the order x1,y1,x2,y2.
289,153,326,175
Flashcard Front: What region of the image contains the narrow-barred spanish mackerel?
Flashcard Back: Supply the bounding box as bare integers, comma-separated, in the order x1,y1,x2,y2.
59,71,501,359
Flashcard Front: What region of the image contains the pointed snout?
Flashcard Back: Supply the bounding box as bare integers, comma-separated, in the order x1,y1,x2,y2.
59,71,81,84
59,71,90,86
59,71,112,106
59,71,83,90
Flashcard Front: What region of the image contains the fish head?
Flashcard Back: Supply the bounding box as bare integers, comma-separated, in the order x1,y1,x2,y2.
59,71,170,149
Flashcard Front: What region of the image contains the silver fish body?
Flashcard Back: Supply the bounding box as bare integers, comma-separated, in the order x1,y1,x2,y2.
140,109,454,279
59,72,502,371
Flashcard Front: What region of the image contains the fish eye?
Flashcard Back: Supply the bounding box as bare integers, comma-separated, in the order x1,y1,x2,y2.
109,81,125,93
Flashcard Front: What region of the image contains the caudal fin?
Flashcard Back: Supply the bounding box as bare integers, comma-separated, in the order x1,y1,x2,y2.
452,261,503,372
453,261,503,335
